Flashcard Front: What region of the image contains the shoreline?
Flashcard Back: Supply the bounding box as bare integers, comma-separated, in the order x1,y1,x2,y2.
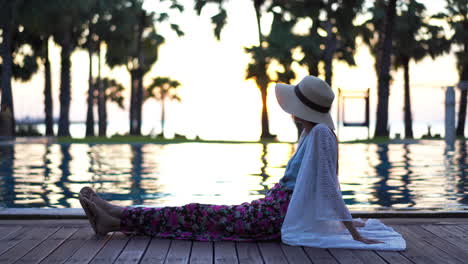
1,136,464,145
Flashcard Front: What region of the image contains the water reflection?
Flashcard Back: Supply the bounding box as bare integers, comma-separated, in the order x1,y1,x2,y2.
254,143,269,196
0,145,15,207
0,141,466,210
371,144,416,208
457,140,467,205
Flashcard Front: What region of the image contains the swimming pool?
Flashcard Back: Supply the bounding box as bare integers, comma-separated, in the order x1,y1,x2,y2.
0,140,466,211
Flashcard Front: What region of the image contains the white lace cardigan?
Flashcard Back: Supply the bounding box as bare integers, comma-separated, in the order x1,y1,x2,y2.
280,124,406,251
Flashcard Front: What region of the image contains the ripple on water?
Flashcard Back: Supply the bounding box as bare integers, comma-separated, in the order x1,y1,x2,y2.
0,141,467,210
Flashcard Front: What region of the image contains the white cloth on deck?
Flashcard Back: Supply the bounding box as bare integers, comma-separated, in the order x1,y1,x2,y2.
280,124,406,251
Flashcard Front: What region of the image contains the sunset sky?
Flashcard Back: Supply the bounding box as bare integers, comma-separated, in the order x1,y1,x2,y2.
11,0,463,141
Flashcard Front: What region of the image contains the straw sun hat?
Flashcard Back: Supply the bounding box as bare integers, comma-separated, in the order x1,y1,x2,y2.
275,75,335,130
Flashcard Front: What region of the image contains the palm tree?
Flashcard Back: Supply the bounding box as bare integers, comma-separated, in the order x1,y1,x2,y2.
106,0,183,136
84,15,97,137
276,0,364,87
195,0,277,139
95,78,125,136
392,0,449,138
145,77,181,137
1,0,42,136
266,12,296,84
321,0,364,87
49,0,92,136
434,0,468,137
0,0,19,136
375,0,397,138
20,2,58,136
81,0,119,137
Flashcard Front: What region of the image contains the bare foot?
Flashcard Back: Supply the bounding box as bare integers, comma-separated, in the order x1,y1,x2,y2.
80,187,124,218
79,195,97,234
81,197,120,235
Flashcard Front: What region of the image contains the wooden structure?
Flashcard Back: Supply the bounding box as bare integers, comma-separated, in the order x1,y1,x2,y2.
0,218,467,263
337,88,370,140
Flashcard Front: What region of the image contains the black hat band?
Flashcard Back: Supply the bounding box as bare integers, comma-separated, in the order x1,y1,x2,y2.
294,85,331,113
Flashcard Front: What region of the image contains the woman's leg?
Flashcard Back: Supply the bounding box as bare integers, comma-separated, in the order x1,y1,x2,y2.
120,183,293,241
80,183,293,240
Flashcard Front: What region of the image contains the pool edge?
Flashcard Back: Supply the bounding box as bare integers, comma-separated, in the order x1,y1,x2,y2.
0,208,467,220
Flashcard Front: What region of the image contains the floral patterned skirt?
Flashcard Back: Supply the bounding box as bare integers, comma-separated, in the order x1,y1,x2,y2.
120,183,293,241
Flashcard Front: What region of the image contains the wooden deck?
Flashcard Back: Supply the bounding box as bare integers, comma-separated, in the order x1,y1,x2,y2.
0,218,467,264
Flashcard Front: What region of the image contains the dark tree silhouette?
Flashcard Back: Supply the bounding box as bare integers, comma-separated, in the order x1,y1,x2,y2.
374,0,397,138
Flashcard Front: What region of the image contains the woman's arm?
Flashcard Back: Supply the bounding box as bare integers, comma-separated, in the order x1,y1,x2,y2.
342,221,384,244
342,221,361,239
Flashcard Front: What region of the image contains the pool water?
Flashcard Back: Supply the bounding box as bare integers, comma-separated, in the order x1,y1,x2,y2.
0,140,466,211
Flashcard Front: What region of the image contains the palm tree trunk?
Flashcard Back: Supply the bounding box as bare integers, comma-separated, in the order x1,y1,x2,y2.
85,45,95,137
456,86,467,137
403,56,413,139
324,22,337,87
308,63,319,76
254,1,273,139
129,70,137,135
161,98,165,137
0,0,16,136
43,37,54,136
135,11,146,136
254,1,263,44
130,10,145,136
135,69,143,136
260,84,272,138
456,43,468,137
58,28,72,137
374,0,397,138
97,44,106,136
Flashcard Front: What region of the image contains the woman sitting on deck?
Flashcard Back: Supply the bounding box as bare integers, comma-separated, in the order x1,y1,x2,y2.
80,75,406,250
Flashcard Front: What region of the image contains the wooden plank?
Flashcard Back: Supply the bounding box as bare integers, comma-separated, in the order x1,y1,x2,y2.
189,241,213,264
0,226,22,240
350,250,387,264
0,226,60,264
89,232,130,264
438,224,468,239
328,249,365,264
257,241,288,264
39,227,95,264
15,227,77,264
404,225,468,261
376,223,417,264
280,244,312,264
164,239,192,264
140,238,171,264
0,220,89,226
64,232,113,264
379,218,468,225
3,218,468,226
214,241,237,264
303,247,338,264
0,227,28,256
374,250,413,264
393,225,462,264
420,224,468,259
457,224,468,232
114,236,151,264
236,242,263,264
390,225,440,264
